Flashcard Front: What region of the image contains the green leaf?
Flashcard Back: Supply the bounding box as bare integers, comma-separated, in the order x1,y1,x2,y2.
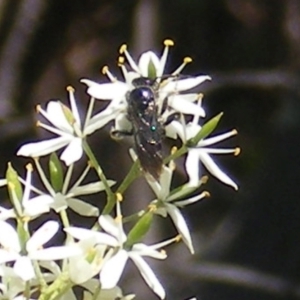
126,211,153,247
49,152,63,192
188,112,223,146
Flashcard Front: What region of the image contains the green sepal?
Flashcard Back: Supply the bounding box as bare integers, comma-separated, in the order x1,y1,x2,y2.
147,59,157,80
126,211,153,247
49,152,63,192
187,112,223,146
6,163,23,203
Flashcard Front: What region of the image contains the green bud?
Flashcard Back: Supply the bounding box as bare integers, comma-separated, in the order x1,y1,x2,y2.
6,163,23,203
49,152,63,192
188,112,223,146
126,211,153,247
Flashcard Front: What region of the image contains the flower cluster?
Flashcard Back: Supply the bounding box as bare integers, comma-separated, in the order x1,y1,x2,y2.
0,40,239,299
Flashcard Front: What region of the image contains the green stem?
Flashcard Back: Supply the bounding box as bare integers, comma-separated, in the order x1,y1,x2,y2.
82,140,115,213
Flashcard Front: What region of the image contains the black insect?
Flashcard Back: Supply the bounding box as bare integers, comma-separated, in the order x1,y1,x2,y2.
112,76,167,180
127,77,165,180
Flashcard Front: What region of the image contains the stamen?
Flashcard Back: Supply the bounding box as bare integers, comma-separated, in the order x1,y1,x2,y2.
102,66,116,82
36,120,41,127
172,56,193,75
36,104,41,113
118,44,140,73
171,146,178,155
148,203,157,212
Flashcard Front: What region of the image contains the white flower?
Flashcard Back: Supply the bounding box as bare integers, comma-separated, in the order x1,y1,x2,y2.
66,201,173,299
168,110,239,189
0,164,53,221
17,87,110,165
0,220,80,281
81,40,210,134
32,161,115,216
144,161,208,254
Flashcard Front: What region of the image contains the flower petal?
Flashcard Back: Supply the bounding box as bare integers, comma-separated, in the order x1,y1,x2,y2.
165,203,194,254
67,198,99,217
185,150,201,187
100,250,128,289
14,257,35,281
138,51,161,77
129,253,165,299
17,136,70,158
168,95,205,117
81,79,128,100
60,137,83,165
30,246,81,260
198,151,238,190
26,221,59,252
0,221,20,251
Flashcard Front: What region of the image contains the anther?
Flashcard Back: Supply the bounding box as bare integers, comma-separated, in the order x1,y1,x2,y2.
203,191,211,198
119,44,127,54
25,163,33,172
200,175,209,184
164,39,174,47
66,85,75,93
234,147,241,156
183,57,192,64
116,192,123,202
118,56,125,66
36,104,41,113
102,66,108,75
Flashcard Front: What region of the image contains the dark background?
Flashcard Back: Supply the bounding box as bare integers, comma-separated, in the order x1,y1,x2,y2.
0,0,300,299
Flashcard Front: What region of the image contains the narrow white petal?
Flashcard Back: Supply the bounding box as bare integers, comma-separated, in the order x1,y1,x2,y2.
0,179,7,186
65,227,118,247
26,221,59,252
30,246,81,260
70,181,115,196
14,257,35,281
81,79,128,100
60,137,83,165
199,151,238,190
23,195,53,217
131,244,166,259
185,150,200,187
129,253,165,299
68,198,99,217
0,249,20,264
199,130,237,147
46,101,73,133
69,256,98,284
0,221,20,251
0,206,15,221
68,89,81,128
163,75,211,93
165,203,194,254
99,215,126,243
17,136,70,157
100,250,128,289
168,95,205,117
138,52,160,77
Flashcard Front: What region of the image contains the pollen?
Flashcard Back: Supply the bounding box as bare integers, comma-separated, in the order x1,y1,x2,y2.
119,44,127,54
183,57,192,64
234,147,241,156
36,120,41,127
164,39,174,47
232,129,238,135
66,85,75,93
171,146,178,155
101,66,108,75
